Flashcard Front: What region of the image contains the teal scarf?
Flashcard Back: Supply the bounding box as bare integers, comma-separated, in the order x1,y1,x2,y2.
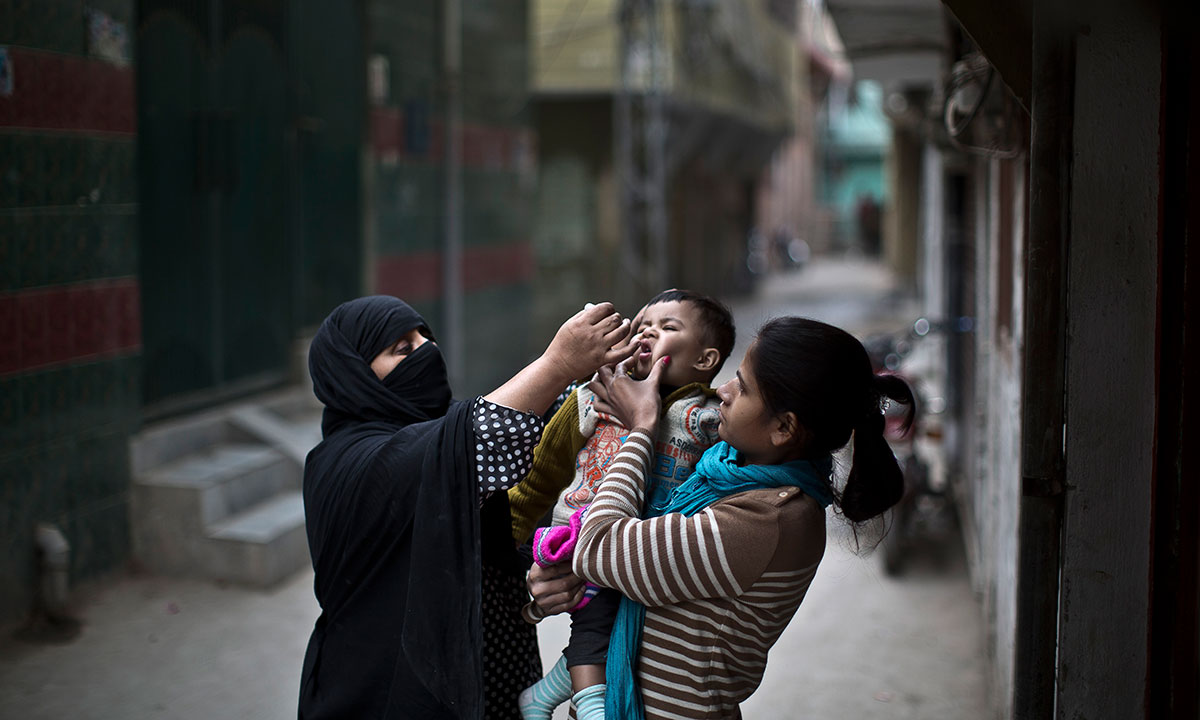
604,442,833,719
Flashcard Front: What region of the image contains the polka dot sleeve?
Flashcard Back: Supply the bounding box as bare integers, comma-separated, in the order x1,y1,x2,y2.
472,396,545,499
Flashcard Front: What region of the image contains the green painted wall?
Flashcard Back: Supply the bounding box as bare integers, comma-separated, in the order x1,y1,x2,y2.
368,0,536,398
0,0,537,626
0,0,140,625
530,100,614,345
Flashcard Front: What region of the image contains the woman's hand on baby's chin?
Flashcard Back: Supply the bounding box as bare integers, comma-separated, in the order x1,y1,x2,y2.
597,355,667,431
544,302,638,383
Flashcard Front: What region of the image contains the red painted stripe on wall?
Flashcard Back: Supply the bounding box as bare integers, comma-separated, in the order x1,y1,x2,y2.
373,251,441,302
0,278,141,375
0,48,136,135
369,107,534,172
461,125,526,170
369,107,407,162
374,243,534,302
462,243,534,292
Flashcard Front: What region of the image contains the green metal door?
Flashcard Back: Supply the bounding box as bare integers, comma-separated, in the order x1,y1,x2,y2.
289,0,365,328
218,7,289,385
138,3,215,407
137,0,363,412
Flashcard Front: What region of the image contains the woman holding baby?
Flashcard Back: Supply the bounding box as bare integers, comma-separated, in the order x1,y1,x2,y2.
299,291,910,720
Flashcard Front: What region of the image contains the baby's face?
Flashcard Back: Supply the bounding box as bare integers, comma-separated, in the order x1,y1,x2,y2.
632,300,715,387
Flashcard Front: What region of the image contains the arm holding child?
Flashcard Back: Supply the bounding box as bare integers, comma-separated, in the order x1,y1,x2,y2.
569,357,779,607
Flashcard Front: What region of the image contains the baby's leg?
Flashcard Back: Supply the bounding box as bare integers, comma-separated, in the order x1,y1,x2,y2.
562,589,621,720
519,654,571,720
568,664,606,720
569,663,605,689
570,681,606,720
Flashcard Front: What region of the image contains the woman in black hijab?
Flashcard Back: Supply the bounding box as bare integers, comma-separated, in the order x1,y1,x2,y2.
299,296,632,720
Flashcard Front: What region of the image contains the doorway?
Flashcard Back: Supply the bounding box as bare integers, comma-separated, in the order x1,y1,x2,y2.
136,0,363,414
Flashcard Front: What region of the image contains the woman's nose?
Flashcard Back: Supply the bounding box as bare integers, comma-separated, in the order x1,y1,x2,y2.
716,378,732,402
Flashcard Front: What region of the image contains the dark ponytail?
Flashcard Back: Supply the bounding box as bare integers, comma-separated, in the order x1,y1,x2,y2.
750,318,916,524
840,374,915,522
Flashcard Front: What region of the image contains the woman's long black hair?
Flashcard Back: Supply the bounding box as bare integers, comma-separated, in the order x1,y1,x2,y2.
749,316,916,523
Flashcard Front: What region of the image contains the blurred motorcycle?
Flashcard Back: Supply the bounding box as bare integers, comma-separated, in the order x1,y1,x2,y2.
865,317,969,575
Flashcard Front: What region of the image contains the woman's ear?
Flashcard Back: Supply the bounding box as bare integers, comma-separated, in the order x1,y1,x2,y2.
769,411,804,449
693,348,721,372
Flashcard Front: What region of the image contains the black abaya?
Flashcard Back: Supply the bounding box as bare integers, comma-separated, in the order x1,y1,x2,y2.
299,297,486,719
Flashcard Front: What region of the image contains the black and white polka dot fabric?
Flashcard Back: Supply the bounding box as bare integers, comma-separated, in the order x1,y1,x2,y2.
472,397,543,500
472,398,544,718
481,559,543,719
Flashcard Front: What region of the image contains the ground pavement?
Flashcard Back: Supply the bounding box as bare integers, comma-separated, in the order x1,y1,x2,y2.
0,256,990,719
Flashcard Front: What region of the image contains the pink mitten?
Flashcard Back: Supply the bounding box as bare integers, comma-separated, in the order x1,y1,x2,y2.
530,508,598,612
530,506,586,567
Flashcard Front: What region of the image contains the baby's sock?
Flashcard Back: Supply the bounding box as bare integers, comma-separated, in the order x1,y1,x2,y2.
518,655,572,720
571,683,606,720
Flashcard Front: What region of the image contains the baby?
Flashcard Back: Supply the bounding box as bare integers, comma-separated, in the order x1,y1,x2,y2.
510,289,735,720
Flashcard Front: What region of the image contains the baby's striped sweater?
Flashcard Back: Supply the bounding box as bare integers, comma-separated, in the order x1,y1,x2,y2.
573,430,827,719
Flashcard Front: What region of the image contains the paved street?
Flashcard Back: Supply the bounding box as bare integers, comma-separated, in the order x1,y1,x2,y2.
0,570,315,720
0,257,989,719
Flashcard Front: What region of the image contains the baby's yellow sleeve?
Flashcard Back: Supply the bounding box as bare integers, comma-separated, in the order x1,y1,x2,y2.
508,390,588,544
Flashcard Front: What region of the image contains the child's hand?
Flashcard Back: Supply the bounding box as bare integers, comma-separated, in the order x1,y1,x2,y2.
588,371,616,418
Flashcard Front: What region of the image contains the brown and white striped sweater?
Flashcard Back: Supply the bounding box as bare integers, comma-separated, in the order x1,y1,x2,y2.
573,430,827,720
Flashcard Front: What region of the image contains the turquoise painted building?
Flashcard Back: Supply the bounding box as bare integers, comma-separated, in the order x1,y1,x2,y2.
820,80,891,254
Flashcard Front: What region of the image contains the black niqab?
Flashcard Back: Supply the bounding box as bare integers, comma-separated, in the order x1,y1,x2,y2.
300,296,482,719
307,295,448,436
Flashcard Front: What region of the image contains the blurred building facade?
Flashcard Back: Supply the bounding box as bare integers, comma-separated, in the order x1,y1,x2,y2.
0,0,536,626
364,1,537,392
818,79,889,255
527,0,813,340
754,0,849,265
827,0,1198,717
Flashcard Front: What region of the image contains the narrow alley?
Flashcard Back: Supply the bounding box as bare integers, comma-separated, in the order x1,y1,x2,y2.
3,0,1194,717
0,258,989,720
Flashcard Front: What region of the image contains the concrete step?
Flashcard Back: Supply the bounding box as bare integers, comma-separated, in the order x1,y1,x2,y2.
228,404,323,469
128,386,320,588
131,442,302,583
205,491,310,587
136,443,292,528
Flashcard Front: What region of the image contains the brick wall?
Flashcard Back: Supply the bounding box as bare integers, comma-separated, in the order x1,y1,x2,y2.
0,0,140,625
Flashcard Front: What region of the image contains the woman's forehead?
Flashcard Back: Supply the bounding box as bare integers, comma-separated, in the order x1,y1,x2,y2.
738,347,760,384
